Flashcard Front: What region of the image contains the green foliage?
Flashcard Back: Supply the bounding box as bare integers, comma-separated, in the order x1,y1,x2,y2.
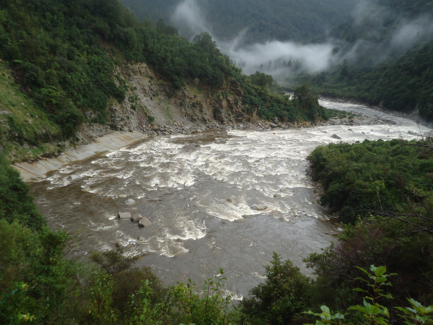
0,219,82,324
305,266,433,325
305,218,433,316
293,85,328,121
305,139,433,316
308,139,433,224
0,64,61,159
397,299,433,325
234,72,328,123
240,252,312,324
0,0,331,148
0,0,234,143
250,72,274,89
295,0,433,119
120,0,358,44
0,151,45,230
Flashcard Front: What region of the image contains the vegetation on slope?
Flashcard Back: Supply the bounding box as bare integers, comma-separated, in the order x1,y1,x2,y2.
0,64,63,162
0,152,242,324
308,139,433,224
120,0,358,44
0,153,45,231
1,106,433,324
0,0,329,160
294,0,433,119
304,139,433,315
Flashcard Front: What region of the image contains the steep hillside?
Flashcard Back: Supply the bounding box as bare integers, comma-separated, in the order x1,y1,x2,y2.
293,0,433,120
0,0,329,163
120,0,358,43
0,64,63,162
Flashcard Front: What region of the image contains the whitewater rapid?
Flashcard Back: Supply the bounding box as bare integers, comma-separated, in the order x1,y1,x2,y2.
30,100,432,299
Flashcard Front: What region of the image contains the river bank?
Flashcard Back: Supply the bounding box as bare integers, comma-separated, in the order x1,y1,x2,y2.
320,95,433,128
13,131,148,182
27,99,432,299
14,110,387,182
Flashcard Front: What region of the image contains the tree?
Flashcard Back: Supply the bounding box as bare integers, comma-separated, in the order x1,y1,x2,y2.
193,32,219,54
250,71,274,88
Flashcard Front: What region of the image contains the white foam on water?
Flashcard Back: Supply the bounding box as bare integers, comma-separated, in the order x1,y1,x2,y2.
252,271,267,279
222,289,244,301
34,99,433,297
165,217,207,241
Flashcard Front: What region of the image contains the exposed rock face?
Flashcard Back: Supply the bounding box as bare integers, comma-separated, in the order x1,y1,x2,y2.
12,60,399,169
102,62,250,138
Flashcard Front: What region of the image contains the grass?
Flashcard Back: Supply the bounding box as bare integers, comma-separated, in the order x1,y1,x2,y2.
0,64,62,162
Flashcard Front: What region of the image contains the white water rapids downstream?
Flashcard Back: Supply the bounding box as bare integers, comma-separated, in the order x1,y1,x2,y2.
30,100,432,300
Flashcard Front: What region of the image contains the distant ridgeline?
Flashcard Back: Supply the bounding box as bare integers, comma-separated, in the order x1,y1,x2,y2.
295,0,433,120
0,0,327,156
119,0,358,43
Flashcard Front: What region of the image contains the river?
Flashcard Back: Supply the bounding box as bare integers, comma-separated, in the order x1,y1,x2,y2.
29,100,432,300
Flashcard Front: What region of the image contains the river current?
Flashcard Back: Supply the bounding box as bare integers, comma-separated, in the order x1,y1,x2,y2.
30,100,432,300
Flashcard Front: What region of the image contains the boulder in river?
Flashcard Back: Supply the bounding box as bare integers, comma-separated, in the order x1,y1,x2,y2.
126,199,136,205
118,212,131,220
131,214,144,223
139,217,152,228
226,198,234,203
137,236,146,242
273,194,282,198
408,131,421,136
331,134,341,139
251,204,268,211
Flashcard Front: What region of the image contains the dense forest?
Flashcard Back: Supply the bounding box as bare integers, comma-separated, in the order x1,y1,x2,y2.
295,0,433,119
0,0,331,159
305,139,433,321
119,0,358,43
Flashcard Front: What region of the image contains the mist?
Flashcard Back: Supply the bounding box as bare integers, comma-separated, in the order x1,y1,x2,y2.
391,16,433,50
345,1,433,62
170,0,433,82
169,0,336,82
171,0,211,37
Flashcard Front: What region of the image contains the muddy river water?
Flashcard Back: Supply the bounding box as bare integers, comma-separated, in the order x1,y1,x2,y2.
30,100,432,300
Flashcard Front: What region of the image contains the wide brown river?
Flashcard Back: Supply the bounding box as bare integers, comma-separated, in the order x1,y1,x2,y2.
30,100,431,300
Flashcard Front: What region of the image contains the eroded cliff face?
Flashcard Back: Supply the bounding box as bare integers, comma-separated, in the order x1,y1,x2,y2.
12,61,257,177
86,61,254,138
3,58,259,163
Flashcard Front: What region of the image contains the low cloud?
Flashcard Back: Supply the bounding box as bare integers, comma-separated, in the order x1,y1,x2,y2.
171,0,433,81
221,38,335,75
391,16,433,50
171,0,211,38
171,0,336,81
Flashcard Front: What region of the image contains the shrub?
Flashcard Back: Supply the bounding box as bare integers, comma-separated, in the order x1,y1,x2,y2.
0,152,45,230
241,253,313,324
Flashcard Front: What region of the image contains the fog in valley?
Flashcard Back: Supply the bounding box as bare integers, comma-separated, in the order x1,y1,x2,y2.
169,0,433,82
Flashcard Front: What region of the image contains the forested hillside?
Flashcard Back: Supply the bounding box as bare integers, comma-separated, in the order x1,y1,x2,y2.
294,0,433,119
120,0,358,43
0,0,329,161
